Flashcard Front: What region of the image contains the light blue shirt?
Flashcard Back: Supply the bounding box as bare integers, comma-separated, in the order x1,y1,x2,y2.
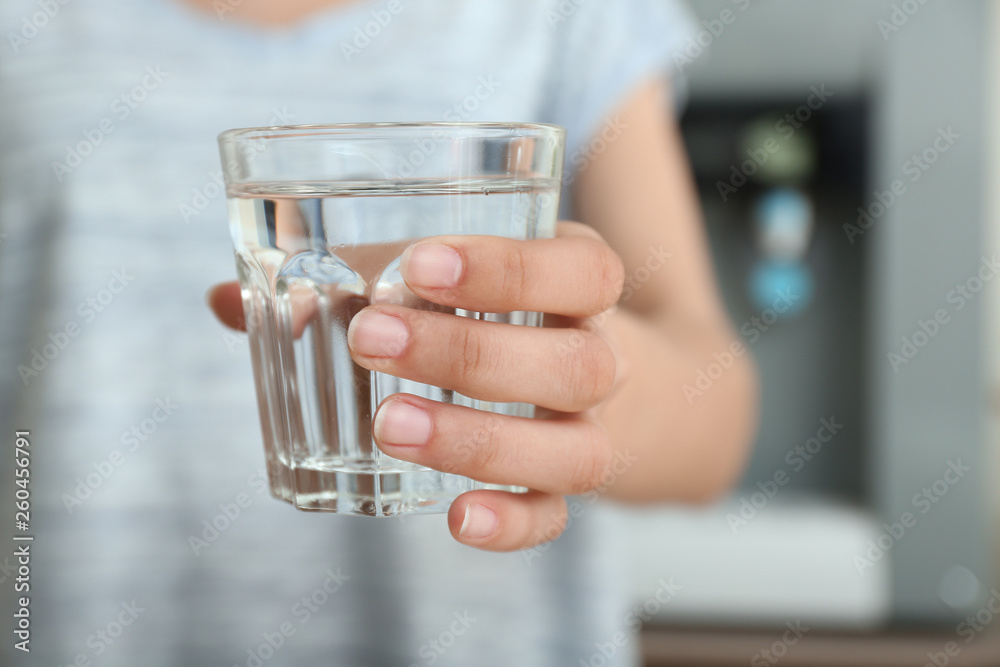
0,1,695,665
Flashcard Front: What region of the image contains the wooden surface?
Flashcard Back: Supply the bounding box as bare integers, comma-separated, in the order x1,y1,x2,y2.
642,625,1000,666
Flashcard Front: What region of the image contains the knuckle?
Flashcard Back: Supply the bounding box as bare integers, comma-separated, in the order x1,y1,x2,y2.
451,326,485,381
592,242,625,312
558,332,617,408
498,243,530,308
566,427,613,494
467,420,511,475
449,324,504,385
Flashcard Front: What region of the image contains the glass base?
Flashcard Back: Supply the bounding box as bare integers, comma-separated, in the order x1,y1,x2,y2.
265,457,525,517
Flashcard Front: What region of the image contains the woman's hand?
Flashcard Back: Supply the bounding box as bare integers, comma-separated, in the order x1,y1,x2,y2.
209,80,759,546
208,221,626,552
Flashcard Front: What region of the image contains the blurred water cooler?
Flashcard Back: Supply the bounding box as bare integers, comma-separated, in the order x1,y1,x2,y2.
607,0,998,638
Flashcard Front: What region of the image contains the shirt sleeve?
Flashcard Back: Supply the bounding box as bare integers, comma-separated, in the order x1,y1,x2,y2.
541,0,698,175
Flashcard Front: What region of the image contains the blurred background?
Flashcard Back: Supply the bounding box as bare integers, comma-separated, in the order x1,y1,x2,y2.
3,1,998,665
611,1,1000,664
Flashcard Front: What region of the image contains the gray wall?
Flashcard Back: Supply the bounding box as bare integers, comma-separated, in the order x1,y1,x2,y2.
684,0,992,624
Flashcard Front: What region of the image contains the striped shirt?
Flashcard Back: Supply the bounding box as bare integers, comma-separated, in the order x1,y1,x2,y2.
0,1,694,665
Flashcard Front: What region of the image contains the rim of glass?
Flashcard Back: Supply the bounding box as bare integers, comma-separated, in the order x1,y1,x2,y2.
218,121,565,144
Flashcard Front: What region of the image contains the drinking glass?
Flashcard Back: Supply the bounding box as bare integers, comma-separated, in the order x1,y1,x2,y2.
218,122,565,516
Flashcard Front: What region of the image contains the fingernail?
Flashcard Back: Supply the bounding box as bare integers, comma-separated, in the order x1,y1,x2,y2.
459,504,498,540
348,311,409,358
374,400,432,447
403,243,462,289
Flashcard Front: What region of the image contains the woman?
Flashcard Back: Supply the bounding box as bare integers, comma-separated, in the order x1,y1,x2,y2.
0,0,757,664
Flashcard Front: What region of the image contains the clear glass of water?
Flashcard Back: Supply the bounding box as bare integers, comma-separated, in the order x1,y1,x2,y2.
217,123,565,516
